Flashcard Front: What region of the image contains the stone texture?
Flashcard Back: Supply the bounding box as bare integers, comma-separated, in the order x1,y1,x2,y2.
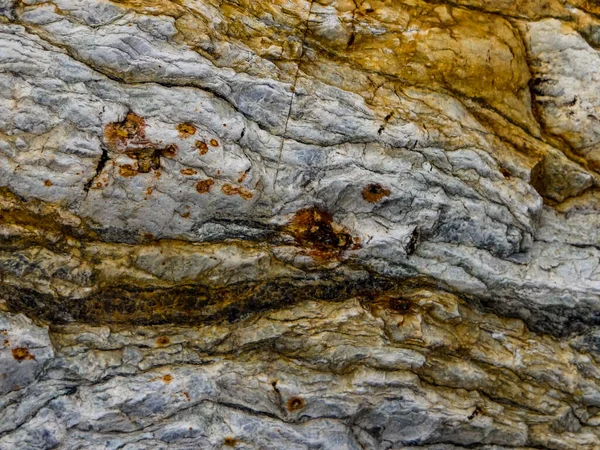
2,0,600,448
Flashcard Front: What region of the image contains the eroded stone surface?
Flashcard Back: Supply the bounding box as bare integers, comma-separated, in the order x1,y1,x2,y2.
2,0,600,448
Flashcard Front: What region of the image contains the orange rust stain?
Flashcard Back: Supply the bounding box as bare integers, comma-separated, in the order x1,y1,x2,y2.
119,164,138,177
44,180,52,187
181,212,191,218
221,184,253,200
155,171,162,179
146,187,153,195
105,112,146,146
182,391,190,402
196,179,215,194
161,144,178,158
177,123,196,138
12,347,35,361
286,396,305,411
156,336,170,346
286,207,352,253
162,374,173,384
237,171,248,183
210,139,219,147
195,140,209,155
362,183,390,203
180,168,198,176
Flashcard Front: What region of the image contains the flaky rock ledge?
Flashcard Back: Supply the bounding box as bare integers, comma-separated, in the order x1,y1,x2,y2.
2,0,600,448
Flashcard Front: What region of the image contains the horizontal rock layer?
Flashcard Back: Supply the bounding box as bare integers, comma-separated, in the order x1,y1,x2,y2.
2,0,600,448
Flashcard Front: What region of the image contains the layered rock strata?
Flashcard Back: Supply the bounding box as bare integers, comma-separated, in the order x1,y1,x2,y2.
2,0,600,448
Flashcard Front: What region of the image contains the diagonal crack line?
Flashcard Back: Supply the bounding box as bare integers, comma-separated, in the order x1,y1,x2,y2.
273,0,316,189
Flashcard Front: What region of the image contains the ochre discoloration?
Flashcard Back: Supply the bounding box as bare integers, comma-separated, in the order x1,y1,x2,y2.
286,207,352,254
119,164,138,177
44,180,52,187
105,112,146,147
161,144,178,158
210,139,219,147
221,184,253,200
362,183,390,203
156,336,170,346
12,347,35,361
180,168,198,176
196,179,215,194
286,396,305,411
195,140,209,155
162,374,173,383
177,123,196,138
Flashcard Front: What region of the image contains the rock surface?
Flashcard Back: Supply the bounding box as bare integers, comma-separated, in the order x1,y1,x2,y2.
2,0,600,448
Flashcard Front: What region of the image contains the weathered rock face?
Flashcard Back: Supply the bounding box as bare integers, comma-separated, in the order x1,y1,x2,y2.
2,0,600,448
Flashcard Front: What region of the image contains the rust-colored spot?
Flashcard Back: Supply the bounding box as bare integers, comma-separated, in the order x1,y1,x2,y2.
156,336,170,346
44,180,52,187
3,339,8,346
177,123,196,138
286,207,352,253
119,164,138,177
196,179,215,194
499,167,512,179
162,374,173,383
362,183,390,203
195,140,209,155
237,170,249,183
182,391,190,402
181,212,191,218
12,347,35,361
146,187,153,195
221,184,253,200
223,437,237,447
180,168,197,176
210,139,219,147
388,296,412,314
287,396,305,411
161,144,178,158
105,112,146,146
